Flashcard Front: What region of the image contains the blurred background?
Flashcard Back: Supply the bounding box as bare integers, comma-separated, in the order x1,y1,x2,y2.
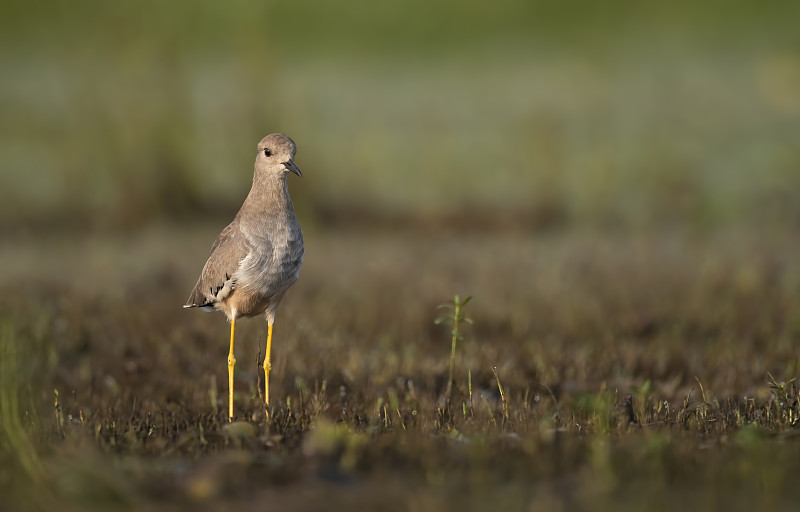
3,2,800,508
2,0,799,235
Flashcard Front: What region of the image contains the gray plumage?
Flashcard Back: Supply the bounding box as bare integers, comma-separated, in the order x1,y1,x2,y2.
184,133,304,324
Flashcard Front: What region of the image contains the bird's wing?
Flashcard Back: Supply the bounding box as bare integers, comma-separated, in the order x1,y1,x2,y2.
184,222,250,308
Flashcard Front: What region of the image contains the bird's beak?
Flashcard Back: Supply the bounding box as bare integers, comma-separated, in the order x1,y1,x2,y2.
283,160,302,177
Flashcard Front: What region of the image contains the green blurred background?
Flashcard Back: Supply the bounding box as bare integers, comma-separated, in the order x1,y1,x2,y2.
2,0,799,233
2,4,800,509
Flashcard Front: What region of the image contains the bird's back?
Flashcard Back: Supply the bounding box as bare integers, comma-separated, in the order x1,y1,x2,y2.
184,220,245,311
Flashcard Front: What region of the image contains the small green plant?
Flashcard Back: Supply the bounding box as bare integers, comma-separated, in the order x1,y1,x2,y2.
492,366,509,425
467,370,474,417
435,294,472,399
767,372,798,427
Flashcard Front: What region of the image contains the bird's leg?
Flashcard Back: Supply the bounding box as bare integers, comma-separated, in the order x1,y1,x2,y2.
227,317,236,422
263,321,274,418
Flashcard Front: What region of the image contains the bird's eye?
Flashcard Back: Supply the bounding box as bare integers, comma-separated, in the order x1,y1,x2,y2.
264,148,272,157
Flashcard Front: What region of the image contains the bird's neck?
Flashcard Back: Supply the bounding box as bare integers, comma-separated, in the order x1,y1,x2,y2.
243,172,292,215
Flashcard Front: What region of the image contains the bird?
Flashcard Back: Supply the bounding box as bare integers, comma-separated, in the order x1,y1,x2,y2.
184,133,304,422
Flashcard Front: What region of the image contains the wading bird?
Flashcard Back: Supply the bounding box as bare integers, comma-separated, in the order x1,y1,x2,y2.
184,133,304,422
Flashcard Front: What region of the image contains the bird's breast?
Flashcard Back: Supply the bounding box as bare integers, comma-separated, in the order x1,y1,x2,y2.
236,216,303,300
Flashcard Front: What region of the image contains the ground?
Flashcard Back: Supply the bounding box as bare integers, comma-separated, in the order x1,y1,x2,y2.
2,220,799,511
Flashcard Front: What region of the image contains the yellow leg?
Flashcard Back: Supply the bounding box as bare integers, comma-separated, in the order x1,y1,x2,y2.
263,322,273,414
227,317,236,422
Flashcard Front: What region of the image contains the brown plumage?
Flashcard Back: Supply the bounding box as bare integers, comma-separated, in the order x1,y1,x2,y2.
184,133,304,421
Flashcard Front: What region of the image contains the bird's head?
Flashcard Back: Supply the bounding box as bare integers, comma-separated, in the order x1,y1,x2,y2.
255,133,301,177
